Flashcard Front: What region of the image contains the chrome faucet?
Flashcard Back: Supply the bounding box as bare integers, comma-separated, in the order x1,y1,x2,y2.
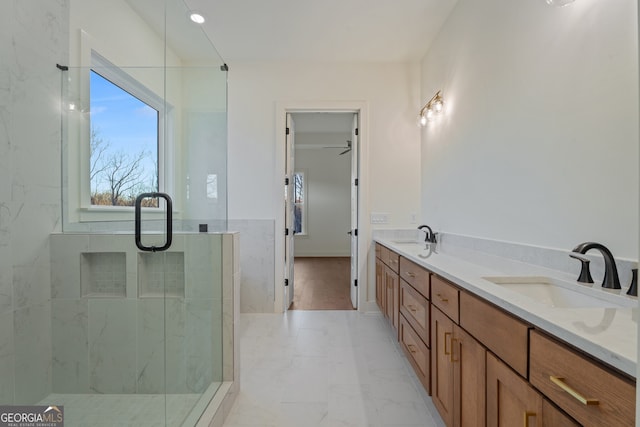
418,225,437,244
571,242,621,290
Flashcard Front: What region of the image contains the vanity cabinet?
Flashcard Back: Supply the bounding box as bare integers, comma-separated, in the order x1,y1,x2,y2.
374,240,635,427
398,256,431,393
375,255,385,312
431,276,486,427
375,243,400,335
431,274,459,322
400,257,430,298
384,264,399,334
399,312,430,391
431,305,456,425
453,325,486,427
459,291,529,378
487,352,579,427
530,330,635,427
399,280,429,343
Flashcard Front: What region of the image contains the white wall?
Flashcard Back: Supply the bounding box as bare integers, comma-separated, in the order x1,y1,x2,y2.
420,0,639,259
294,133,351,257
227,61,422,311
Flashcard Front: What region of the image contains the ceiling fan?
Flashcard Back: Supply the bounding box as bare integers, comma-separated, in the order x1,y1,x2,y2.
324,139,351,155
339,140,352,155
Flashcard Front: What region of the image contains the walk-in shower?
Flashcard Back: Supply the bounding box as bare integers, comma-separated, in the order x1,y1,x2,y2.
5,0,231,425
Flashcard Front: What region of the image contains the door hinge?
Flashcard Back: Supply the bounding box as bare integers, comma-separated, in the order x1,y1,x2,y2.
355,279,358,287
286,127,290,135
285,177,289,185
285,278,289,287
355,128,359,136
354,178,358,186
285,228,289,236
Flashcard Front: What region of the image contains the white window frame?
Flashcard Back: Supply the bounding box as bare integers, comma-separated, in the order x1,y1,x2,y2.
68,50,176,223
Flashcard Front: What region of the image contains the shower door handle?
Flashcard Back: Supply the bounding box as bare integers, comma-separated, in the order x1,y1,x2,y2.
135,192,173,252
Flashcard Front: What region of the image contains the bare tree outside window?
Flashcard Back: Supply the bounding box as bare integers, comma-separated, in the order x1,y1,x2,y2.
90,127,156,206
294,172,304,234
90,70,159,206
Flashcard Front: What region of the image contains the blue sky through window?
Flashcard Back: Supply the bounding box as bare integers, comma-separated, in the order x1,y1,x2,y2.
89,70,159,203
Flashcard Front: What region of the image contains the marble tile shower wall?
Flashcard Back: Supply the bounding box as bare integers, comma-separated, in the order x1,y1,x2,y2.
50,233,224,395
0,0,68,405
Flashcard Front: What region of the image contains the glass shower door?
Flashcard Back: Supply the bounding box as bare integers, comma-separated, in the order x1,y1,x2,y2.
52,0,228,425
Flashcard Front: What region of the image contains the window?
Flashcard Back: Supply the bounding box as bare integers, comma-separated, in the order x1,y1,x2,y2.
89,52,165,207
294,171,306,235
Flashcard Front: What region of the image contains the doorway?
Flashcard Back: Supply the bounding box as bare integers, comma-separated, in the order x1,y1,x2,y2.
284,112,359,310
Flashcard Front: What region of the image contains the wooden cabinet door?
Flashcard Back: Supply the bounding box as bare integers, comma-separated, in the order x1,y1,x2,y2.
487,352,543,427
453,325,486,427
431,306,455,426
384,265,399,334
541,399,580,427
375,257,385,312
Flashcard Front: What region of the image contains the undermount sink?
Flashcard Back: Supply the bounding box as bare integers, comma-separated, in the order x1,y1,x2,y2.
482,276,636,309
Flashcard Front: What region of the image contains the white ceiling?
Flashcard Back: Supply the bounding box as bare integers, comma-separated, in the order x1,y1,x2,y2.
182,0,459,63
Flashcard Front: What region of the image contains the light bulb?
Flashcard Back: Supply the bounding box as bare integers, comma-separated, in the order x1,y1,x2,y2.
426,109,434,120
419,115,428,126
433,100,443,112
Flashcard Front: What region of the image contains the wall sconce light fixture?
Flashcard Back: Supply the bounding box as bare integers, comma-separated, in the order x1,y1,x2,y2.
418,90,444,126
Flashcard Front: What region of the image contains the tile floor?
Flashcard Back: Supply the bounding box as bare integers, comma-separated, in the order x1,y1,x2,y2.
39,392,203,426
223,310,446,427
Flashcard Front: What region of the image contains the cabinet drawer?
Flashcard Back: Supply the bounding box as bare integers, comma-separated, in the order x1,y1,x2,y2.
460,291,529,378
375,243,382,259
399,280,429,344
386,249,400,273
399,314,430,393
379,245,389,264
530,330,635,427
430,274,459,322
400,257,430,298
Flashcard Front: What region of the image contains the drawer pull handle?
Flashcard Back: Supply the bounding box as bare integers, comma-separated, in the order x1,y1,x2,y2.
444,332,452,356
407,304,418,312
436,293,449,302
407,344,418,354
523,411,536,427
407,272,416,278
549,376,600,406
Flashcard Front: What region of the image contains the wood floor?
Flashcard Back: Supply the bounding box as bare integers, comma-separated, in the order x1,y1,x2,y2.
291,257,354,310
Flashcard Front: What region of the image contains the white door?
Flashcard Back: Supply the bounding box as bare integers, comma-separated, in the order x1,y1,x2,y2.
284,113,296,309
350,113,359,308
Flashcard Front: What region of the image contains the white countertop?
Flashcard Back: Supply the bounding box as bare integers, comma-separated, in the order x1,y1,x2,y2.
375,237,638,378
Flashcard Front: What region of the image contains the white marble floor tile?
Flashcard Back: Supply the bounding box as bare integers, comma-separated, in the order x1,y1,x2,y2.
224,311,445,427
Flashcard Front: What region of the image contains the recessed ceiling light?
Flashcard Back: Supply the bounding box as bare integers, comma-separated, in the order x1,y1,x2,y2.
189,12,205,24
